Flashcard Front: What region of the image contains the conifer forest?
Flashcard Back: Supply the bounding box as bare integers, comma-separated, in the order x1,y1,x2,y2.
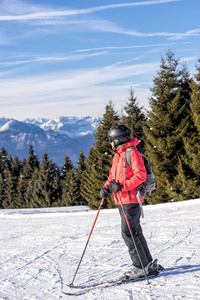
1,50,200,209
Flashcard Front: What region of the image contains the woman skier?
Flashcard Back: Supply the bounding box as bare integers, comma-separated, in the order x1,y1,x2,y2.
100,125,161,279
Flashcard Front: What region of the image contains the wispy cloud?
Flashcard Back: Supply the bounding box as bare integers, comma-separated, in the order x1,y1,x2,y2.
0,51,107,67
0,83,151,120
0,0,194,42
1,53,197,105
0,60,158,118
86,19,200,40
0,0,45,16
0,61,159,103
168,29,200,40
71,42,190,53
0,0,181,21
0,41,191,69
1,10,197,42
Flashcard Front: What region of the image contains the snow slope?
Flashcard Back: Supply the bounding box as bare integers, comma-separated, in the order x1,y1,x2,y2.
0,199,200,300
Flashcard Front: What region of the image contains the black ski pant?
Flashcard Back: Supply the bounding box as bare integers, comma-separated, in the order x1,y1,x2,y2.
118,203,152,269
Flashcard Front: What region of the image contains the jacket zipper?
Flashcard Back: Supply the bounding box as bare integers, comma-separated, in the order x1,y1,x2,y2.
114,153,120,203
116,150,131,202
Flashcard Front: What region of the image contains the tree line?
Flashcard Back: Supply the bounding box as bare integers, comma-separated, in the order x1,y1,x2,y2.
0,145,87,209
1,49,200,209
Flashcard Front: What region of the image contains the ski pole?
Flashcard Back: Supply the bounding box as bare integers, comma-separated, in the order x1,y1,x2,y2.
70,198,104,286
118,195,150,284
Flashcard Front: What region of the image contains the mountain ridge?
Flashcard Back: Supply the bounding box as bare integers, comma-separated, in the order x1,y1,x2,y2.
0,116,99,167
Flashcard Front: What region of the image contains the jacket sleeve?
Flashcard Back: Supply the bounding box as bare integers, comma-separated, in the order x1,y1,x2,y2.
122,148,146,192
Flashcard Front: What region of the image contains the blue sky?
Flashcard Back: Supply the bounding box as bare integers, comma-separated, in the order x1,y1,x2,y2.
0,0,200,121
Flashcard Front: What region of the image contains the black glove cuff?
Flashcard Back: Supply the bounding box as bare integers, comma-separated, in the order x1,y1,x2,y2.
100,187,110,199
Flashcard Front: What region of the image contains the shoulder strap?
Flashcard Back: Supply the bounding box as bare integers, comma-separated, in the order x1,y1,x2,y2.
123,146,136,181
123,146,145,218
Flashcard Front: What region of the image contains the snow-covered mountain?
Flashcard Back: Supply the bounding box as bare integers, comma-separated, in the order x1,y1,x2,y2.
0,116,99,166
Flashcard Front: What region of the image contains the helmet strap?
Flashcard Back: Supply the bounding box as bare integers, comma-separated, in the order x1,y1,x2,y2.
111,141,116,149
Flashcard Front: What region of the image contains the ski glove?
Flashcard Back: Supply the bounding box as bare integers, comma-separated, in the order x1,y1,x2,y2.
100,187,110,199
109,180,123,193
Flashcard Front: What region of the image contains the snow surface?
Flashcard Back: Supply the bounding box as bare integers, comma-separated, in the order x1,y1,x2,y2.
0,199,200,300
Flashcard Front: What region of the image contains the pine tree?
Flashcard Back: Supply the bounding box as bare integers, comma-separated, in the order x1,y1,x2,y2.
20,157,33,208
17,158,29,208
27,144,39,177
143,49,194,203
2,167,15,208
26,167,39,208
69,167,80,206
184,58,200,176
16,172,29,208
12,155,23,208
0,148,7,208
166,63,198,201
18,146,39,208
12,155,22,180
0,173,4,208
81,146,98,208
2,154,21,208
48,160,62,206
190,59,200,133
180,58,200,198
60,155,74,179
76,149,87,205
0,147,12,173
0,148,13,208
31,151,51,207
61,167,79,206
121,87,146,147
82,100,119,209
60,155,77,206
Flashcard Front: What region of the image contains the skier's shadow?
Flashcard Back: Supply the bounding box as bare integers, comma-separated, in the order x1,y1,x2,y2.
159,264,200,277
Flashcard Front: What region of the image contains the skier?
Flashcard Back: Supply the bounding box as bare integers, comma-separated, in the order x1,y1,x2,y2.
100,125,159,279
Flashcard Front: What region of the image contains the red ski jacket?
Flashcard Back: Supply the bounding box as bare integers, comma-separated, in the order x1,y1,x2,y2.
104,138,146,205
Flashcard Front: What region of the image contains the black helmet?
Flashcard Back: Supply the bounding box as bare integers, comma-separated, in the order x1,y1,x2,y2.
108,125,131,147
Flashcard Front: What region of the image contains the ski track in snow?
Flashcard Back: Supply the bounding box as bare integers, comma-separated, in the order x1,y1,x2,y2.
0,199,200,300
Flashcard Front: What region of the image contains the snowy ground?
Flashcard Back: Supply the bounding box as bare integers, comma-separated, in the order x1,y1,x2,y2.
0,199,200,300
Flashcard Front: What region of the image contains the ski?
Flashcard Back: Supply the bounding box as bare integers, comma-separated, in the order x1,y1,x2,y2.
62,271,159,296
66,258,163,291
66,278,121,290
